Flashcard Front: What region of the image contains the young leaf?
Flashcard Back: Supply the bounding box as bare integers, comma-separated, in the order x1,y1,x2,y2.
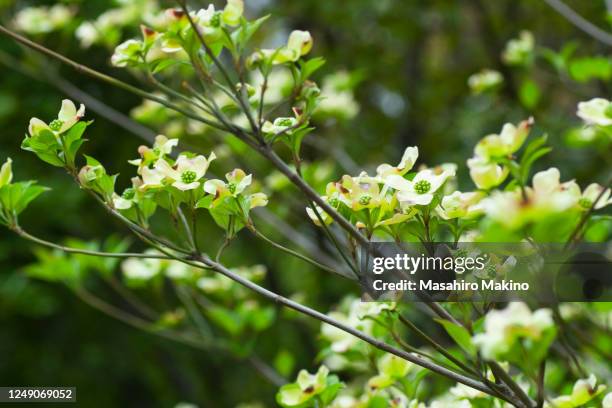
435,318,477,356
300,57,326,81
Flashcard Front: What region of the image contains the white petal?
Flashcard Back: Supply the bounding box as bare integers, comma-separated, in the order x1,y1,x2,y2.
249,192,268,208
532,168,560,195
397,146,418,172
141,167,164,189
236,174,252,194
155,158,178,180
57,99,77,123
583,183,611,209
384,174,412,191
0,157,13,187
204,179,225,195
398,191,433,206
28,118,51,136
172,181,200,191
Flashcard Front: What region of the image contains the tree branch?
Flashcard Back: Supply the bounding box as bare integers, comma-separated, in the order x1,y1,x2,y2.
543,0,612,46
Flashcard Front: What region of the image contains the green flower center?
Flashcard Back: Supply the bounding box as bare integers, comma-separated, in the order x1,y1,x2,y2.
485,264,496,278
210,12,221,27
414,180,431,194
153,147,161,156
578,198,592,209
277,118,293,127
181,170,197,184
228,182,237,194
359,194,372,206
329,197,340,207
122,188,135,200
49,119,64,131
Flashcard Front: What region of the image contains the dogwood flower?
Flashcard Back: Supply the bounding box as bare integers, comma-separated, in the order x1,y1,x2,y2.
474,119,532,160
14,5,73,35
251,30,313,66
577,98,612,127
340,174,385,210
112,177,144,210
111,39,143,67
468,69,503,94
204,168,251,200
129,135,179,172
436,191,484,219
276,366,331,407
28,99,85,137
139,166,166,191
368,354,413,390
191,5,223,42
262,117,298,135
502,30,534,65
467,156,509,190
121,252,163,281
545,375,607,408
386,168,454,206
155,153,215,191
531,167,580,209
222,0,243,26
577,183,612,210
0,158,13,188
316,71,360,119
204,169,268,209
481,168,580,228
286,30,313,59
604,392,612,408
376,146,418,179
473,302,553,359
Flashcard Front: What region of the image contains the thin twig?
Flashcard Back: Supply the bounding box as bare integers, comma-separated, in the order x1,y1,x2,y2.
12,227,172,260
249,225,351,279
543,0,612,46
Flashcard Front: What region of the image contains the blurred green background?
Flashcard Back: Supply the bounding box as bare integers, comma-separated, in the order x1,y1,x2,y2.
0,0,610,406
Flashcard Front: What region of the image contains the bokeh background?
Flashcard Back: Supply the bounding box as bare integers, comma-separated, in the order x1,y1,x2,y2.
0,0,610,406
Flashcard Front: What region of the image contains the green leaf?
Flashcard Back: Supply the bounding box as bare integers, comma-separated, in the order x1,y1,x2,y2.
22,130,65,167
205,306,244,336
569,56,612,82
518,79,540,109
435,318,477,356
231,15,270,52
274,350,295,377
0,181,49,217
319,375,344,405
519,135,551,182
62,121,90,147
151,58,181,74
300,57,326,81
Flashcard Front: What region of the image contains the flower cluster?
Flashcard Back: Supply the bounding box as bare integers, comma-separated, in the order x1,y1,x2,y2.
276,366,343,408
13,4,73,35
502,30,534,66
109,0,306,71
467,69,503,94
467,119,531,190
76,0,159,48
482,167,611,230
118,134,268,234
306,145,476,240
472,302,554,360
544,375,607,408
577,98,612,127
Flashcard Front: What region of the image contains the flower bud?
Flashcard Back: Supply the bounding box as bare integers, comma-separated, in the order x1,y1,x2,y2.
0,158,13,188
